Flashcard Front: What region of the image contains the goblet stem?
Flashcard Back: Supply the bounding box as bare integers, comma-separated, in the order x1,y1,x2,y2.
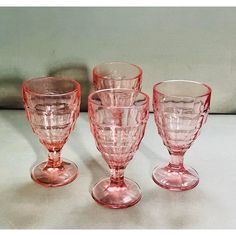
169,153,184,169
110,167,125,187
46,150,62,168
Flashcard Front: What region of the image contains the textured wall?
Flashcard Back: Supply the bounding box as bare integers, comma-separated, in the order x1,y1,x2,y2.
0,7,236,112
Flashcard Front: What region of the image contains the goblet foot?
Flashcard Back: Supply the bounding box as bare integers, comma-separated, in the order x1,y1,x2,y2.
92,177,141,209
31,159,78,187
152,163,199,191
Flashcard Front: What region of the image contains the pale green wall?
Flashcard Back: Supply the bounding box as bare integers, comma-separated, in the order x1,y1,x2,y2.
0,7,236,112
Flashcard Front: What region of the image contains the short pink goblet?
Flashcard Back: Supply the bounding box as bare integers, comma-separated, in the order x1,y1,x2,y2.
152,80,211,191
88,89,149,208
93,62,142,91
22,77,81,187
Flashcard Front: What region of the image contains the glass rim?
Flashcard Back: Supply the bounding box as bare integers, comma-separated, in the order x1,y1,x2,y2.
88,88,149,109
93,61,143,82
22,76,80,97
153,80,212,99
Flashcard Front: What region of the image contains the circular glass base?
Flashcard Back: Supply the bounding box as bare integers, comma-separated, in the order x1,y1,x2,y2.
92,177,142,209
31,159,78,187
152,163,199,191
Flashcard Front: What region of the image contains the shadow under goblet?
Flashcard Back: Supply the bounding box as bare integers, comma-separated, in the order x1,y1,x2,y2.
22,77,81,187
88,89,149,209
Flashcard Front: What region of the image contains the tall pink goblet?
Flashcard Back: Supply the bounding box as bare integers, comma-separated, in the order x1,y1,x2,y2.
152,80,211,191
93,62,142,91
22,77,81,187
88,89,149,208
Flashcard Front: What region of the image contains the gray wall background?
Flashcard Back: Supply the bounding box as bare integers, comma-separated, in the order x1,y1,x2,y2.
0,7,236,112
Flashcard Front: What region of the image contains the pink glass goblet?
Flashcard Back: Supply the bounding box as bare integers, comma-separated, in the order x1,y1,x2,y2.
88,89,149,208
22,77,81,187
93,62,142,91
152,80,211,191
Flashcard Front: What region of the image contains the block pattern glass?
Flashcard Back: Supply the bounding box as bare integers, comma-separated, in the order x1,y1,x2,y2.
22,77,81,187
152,80,211,191
88,89,149,208
93,62,142,91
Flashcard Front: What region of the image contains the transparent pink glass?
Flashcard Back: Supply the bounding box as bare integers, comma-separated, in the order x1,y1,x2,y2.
93,62,142,91
153,80,211,191
88,89,149,208
22,77,81,187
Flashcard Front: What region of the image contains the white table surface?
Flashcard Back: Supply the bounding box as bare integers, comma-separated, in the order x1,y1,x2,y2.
0,111,235,229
